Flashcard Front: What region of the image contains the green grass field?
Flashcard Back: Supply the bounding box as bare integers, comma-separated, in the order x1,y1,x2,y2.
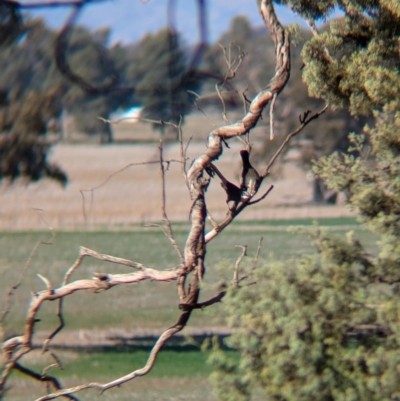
0,218,376,333
18,349,231,379
0,218,378,401
7,349,242,401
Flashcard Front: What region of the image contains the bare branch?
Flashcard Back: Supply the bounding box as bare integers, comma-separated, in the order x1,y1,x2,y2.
254,237,264,267
79,158,181,223
188,0,291,220
42,246,159,353
248,184,274,205
14,363,78,401
0,226,54,343
33,310,193,401
184,135,193,162
261,105,328,177
207,212,219,229
0,2,329,400
269,93,277,140
179,285,227,310
42,352,63,376
42,239,84,354
241,87,250,115
203,106,327,245
0,245,181,392
188,90,218,128
37,274,53,291
158,143,185,265
239,237,265,283
176,115,191,186
215,43,246,123
233,245,247,287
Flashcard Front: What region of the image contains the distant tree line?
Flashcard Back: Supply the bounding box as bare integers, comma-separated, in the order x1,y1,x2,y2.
0,5,206,184
0,7,362,194
0,15,197,144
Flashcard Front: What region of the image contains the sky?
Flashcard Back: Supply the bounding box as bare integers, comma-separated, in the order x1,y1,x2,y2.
25,0,313,45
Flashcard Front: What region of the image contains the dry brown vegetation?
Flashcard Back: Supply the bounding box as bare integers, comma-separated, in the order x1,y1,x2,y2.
0,116,352,232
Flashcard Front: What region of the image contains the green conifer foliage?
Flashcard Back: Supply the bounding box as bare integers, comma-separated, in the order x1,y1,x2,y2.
299,0,400,115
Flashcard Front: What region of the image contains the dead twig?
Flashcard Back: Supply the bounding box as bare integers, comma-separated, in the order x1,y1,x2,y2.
254,237,264,267
248,184,274,205
269,93,277,140
261,105,328,177
233,245,247,287
79,158,182,224
0,211,54,344
0,2,328,400
215,43,246,123
179,286,227,310
14,363,78,401
0,245,180,390
33,309,193,401
158,142,185,265
239,237,264,283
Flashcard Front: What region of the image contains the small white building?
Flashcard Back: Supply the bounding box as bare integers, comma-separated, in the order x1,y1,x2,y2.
111,106,143,123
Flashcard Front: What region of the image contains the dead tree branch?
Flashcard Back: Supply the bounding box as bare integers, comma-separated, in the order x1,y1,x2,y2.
261,105,328,177
0,246,180,395
239,237,264,283
215,43,246,123
33,309,193,401
158,142,185,264
204,105,327,243
14,363,78,401
79,157,182,223
0,226,54,344
233,245,247,287
0,1,329,400
189,0,290,243
179,284,227,310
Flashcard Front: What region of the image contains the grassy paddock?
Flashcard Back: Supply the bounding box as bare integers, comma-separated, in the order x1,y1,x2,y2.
17,349,236,379
6,349,242,401
0,218,377,333
1,218,377,401
6,375,217,401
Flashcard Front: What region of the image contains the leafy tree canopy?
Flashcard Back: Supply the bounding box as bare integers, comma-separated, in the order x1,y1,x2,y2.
134,29,203,135
0,17,67,185
62,25,134,142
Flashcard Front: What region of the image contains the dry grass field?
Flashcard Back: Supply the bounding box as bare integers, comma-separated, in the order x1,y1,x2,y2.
0,115,353,231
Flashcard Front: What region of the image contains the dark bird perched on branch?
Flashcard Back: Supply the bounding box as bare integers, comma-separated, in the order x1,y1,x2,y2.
207,163,242,209
240,149,261,200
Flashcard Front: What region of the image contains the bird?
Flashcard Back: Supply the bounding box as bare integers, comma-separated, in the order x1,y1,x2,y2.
207,163,242,208
240,149,261,200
